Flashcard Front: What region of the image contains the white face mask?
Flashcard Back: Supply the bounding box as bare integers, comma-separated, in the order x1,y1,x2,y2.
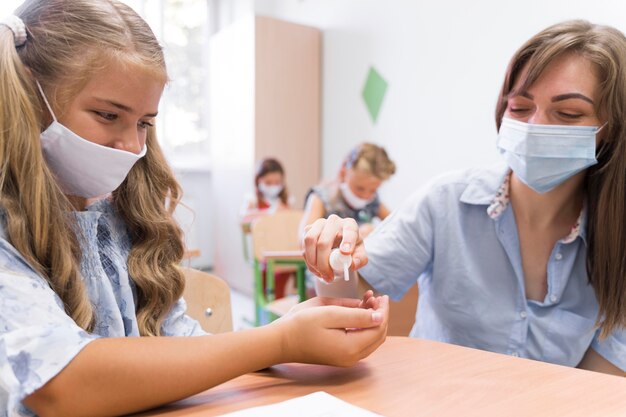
339,182,374,209
258,182,283,200
497,117,602,193
37,81,147,198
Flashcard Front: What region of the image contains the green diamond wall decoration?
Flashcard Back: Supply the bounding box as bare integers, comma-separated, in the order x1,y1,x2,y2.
362,67,388,123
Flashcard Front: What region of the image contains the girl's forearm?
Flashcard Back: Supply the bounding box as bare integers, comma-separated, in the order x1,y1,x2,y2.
25,325,285,417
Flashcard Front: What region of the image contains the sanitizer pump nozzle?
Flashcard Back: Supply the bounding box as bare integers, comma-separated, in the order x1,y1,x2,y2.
329,248,352,282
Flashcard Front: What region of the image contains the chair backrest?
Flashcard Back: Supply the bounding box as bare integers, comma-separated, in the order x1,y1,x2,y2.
251,210,304,260
181,267,233,334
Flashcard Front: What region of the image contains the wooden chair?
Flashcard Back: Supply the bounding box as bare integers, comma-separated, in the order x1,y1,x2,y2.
181,267,233,334
250,209,307,325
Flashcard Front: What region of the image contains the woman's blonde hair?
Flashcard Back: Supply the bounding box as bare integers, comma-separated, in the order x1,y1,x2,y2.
344,143,396,181
495,20,626,338
0,0,185,336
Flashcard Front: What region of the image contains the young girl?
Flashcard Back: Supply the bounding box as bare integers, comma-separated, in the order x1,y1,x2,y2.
302,143,396,239
240,158,293,225
240,158,295,299
0,1,388,416
304,20,626,375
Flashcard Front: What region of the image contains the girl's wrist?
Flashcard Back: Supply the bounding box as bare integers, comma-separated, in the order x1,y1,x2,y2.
268,316,298,364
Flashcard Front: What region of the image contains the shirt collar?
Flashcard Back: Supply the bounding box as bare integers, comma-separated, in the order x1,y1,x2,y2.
474,166,587,244
459,163,511,206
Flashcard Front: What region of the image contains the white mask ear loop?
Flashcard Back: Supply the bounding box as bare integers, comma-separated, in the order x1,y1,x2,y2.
35,80,58,122
596,121,608,134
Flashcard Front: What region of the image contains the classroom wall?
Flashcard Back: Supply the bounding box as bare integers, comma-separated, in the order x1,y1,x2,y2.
252,0,626,210
174,170,214,269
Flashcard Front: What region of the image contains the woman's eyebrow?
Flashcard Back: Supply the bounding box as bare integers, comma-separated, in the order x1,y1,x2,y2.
552,93,594,104
512,91,594,105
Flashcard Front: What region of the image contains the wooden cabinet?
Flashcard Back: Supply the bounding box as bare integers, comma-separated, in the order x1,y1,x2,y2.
209,15,321,293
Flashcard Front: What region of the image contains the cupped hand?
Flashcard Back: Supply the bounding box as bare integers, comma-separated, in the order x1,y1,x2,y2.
274,294,389,367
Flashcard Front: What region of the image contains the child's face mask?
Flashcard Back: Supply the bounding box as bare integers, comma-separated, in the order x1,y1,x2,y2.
340,182,375,209
258,182,283,200
37,81,146,199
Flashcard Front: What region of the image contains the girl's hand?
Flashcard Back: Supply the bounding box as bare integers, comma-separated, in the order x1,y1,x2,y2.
358,290,379,310
302,214,368,282
273,294,389,367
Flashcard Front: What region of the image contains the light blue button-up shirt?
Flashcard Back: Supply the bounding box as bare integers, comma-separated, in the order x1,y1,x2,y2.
360,164,626,370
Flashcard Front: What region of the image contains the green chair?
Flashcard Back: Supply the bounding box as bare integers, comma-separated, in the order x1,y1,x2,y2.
250,210,307,325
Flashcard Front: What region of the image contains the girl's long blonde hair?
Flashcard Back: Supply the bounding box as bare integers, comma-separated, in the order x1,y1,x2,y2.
495,20,626,338
0,0,185,336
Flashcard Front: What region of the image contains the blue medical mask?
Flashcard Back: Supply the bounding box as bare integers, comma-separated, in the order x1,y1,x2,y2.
497,117,605,193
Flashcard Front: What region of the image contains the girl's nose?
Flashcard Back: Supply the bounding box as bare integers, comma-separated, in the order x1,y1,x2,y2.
112,130,143,154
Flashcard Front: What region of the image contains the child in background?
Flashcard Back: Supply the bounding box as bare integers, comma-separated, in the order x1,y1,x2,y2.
240,158,293,225
240,158,295,299
0,2,389,415
301,143,396,239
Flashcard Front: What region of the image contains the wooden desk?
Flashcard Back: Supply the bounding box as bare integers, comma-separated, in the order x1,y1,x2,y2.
137,336,626,416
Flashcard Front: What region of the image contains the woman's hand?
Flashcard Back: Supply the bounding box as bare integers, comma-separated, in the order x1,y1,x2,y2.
302,214,368,282
359,223,375,238
273,294,389,367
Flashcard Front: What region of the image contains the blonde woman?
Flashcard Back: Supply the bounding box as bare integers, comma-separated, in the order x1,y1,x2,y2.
305,20,626,376
302,143,396,239
0,1,388,416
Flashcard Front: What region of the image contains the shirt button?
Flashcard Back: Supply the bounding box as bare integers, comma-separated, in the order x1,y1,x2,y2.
555,253,563,260
550,295,558,303
520,311,528,319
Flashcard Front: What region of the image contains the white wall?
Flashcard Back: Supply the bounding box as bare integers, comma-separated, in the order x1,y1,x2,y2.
209,16,256,293
253,0,626,209
174,170,214,269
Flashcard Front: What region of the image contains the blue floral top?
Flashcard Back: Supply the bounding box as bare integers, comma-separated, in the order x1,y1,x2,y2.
0,199,206,416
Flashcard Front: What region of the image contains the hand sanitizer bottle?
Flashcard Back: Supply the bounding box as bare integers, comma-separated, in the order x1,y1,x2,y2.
314,248,358,298
329,248,352,282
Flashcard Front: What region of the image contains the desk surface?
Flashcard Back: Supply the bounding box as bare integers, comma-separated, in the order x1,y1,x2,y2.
139,336,626,417
261,250,304,261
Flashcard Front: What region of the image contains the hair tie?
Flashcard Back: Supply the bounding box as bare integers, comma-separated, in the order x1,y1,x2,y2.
0,15,27,47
